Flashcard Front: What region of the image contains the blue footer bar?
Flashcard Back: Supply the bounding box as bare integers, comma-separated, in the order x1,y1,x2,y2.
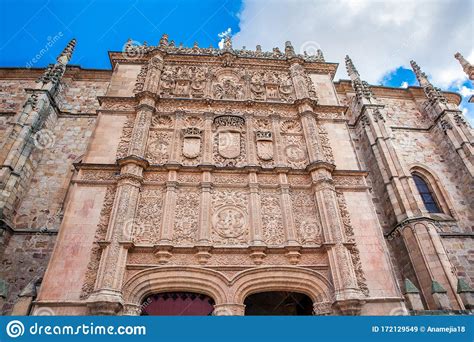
0,316,472,342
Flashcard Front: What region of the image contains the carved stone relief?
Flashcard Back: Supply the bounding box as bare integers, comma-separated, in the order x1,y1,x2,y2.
132,188,165,245
145,131,172,164
336,191,369,296
80,186,116,298
211,189,249,245
116,115,134,159
260,188,285,245
290,189,322,245
212,115,246,167
172,187,199,245
282,134,308,168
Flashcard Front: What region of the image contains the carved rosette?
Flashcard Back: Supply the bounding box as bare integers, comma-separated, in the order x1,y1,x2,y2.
211,189,249,245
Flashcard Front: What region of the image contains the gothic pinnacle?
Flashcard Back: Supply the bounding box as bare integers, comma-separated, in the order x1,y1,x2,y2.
57,38,76,65
410,60,447,105
159,33,169,47
345,55,374,101
454,52,474,81
345,55,360,81
410,60,430,87
285,41,295,57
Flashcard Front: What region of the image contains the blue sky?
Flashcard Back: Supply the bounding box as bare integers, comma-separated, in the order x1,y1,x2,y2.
0,0,472,121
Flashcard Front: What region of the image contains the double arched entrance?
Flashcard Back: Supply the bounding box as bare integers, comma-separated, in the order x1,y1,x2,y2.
140,291,313,316
123,266,333,316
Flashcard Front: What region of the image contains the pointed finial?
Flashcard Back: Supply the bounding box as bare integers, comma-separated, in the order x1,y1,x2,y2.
410,60,430,87
454,52,474,80
57,38,76,65
223,35,232,50
193,41,199,49
345,55,360,81
410,60,447,104
256,45,262,53
159,33,169,47
285,41,295,57
316,49,325,61
345,55,374,102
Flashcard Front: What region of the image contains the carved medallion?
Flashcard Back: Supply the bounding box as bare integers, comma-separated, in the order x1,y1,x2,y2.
255,131,273,161
182,127,201,159
212,205,247,238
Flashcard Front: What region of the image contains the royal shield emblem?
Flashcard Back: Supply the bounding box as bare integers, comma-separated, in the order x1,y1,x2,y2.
182,127,201,159
218,131,241,159
256,131,273,161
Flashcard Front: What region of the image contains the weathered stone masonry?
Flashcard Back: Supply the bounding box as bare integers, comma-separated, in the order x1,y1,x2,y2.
0,37,472,315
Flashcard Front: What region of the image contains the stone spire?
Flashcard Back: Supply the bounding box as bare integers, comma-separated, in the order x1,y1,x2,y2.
345,55,374,101
410,60,447,105
454,52,474,81
37,38,76,94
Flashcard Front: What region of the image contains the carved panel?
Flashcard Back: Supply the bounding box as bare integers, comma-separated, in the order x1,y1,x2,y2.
146,131,172,164
151,114,174,129
260,189,285,245
290,189,322,245
116,115,134,159
132,188,165,244
213,173,248,185
211,189,249,245
173,187,199,245
282,134,308,168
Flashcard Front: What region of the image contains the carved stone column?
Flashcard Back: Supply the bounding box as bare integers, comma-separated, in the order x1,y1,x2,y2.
87,92,155,315
195,171,212,264
158,171,178,245
310,165,364,315
213,303,245,316
248,172,264,245
270,115,285,166
87,157,147,315
202,113,214,165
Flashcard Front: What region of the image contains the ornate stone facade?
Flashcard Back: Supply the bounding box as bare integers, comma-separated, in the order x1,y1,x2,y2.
0,37,472,316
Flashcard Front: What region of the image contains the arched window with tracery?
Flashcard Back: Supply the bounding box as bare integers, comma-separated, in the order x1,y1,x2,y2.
412,173,441,213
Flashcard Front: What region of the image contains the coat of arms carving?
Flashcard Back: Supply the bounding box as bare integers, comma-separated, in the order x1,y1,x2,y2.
214,115,245,160
255,131,273,161
182,127,201,159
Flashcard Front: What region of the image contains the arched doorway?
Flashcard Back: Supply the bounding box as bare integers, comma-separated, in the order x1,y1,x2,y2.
244,291,313,315
141,292,215,316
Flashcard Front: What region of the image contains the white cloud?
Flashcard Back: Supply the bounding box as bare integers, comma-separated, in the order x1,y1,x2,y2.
400,81,408,89
217,27,232,49
233,0,473,88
